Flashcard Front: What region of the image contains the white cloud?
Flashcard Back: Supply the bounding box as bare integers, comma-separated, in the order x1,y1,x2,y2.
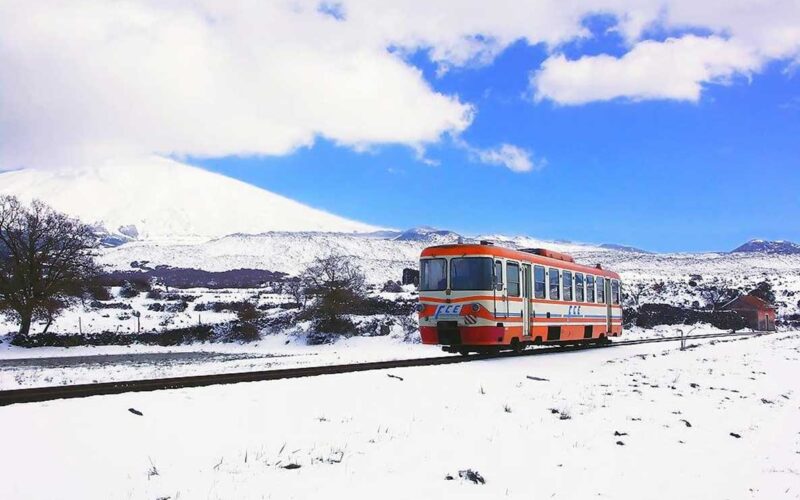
531,0,800,104
1,0,799,169
471,143,544,173
0,1,477,169
532,35,761,104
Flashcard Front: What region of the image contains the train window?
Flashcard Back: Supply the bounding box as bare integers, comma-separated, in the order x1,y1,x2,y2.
533,265,546,299
450,257,494,291
420,258,447,291
548,268,560,300
596,276,606,303
494,260,503,289
507,262,520,297
575,273,585,302
612,280,621,305
586,275,595,302
562,271,573,301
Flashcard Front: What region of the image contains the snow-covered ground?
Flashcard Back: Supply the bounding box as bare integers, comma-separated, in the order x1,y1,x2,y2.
0,324,734,390
0,334,434,390
1,332,797,499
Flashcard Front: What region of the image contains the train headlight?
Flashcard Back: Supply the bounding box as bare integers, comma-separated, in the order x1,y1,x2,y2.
415,303,425,312
471,303,480,312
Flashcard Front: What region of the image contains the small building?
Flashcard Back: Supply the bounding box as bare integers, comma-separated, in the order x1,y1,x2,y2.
721,295,777,331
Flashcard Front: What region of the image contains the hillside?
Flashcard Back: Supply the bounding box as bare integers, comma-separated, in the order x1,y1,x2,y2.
0,157,381,241
731,239,800,255
99,231,800,316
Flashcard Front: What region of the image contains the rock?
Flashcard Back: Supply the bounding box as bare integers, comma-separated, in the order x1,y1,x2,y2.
458,469,485,485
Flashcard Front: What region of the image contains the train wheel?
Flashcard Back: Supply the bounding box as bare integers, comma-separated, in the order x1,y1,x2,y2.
510,338,525,353
458,348,470,356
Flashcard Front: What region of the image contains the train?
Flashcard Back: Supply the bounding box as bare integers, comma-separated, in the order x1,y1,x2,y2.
417,241,622,354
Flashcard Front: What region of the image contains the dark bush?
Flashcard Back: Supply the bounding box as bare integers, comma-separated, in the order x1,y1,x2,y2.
349,297,417,316
119,282,140,298
634,303,747,330
165,301,189,313
223,301,263,342
10,324,216,347
88,285,113,301
89,301,133,310
310,316,356,338
381,280,404,293
146,289,163,300
401,268,419,286
148,302,164,312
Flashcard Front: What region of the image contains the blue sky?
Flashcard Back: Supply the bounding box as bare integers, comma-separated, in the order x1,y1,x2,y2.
194,33,800,253
3,2,799,253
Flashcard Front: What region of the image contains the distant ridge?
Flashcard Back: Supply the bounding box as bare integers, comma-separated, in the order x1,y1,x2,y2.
393,226,462,244
731,239,800,255
600,243,651,254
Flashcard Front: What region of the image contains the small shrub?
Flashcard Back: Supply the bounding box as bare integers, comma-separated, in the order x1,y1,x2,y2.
146,289,163,300
381,280,403,293
119,282,140,298
165,301,188,313
88,285,113,301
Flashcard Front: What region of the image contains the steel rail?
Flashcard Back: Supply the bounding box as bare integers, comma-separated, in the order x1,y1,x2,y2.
0,330,770,406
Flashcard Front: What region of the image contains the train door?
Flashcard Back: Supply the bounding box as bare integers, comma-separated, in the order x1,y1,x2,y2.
522,264,532,337
605,278,613,333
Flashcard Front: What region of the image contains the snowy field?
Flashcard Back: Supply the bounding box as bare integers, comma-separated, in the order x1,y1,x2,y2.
0,325,731,390
0,334,434,390
1,332,797,500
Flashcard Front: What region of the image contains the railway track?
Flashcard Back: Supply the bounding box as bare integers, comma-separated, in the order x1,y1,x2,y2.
0,330,770,406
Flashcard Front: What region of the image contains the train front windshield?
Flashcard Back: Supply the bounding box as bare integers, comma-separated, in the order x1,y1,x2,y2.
420,258,447,291
450,257,493,291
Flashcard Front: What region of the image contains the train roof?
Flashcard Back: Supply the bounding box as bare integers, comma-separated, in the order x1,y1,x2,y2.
420,243,621,279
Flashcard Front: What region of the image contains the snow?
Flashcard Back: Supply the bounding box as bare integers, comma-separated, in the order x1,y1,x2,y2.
0,156,382,239
0,333,435,390
0,332,797,499
0,324,735,390
97,232,800,315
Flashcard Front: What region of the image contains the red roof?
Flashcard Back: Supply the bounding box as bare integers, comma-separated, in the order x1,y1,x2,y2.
722,294,776,311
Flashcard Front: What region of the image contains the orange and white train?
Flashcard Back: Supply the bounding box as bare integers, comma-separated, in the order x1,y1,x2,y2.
417,242,622,353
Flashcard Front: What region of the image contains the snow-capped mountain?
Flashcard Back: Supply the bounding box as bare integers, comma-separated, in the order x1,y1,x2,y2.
0,156,381,241
731,239,800,255
393,226,463,244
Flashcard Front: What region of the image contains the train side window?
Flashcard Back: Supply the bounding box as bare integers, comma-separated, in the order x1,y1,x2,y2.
548,268,560,300
598,277,607,303
586,275,595,303
575,273,584,302
533,265,546,299
612,279,621,305
562,270,573,301
507,262,520,297
494,260,503,289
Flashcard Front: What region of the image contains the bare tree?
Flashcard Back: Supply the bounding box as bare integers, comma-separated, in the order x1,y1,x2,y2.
284,277,307,308
301,253,365,334
0,196,99,338
626,282,648,307
700,286,737,311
